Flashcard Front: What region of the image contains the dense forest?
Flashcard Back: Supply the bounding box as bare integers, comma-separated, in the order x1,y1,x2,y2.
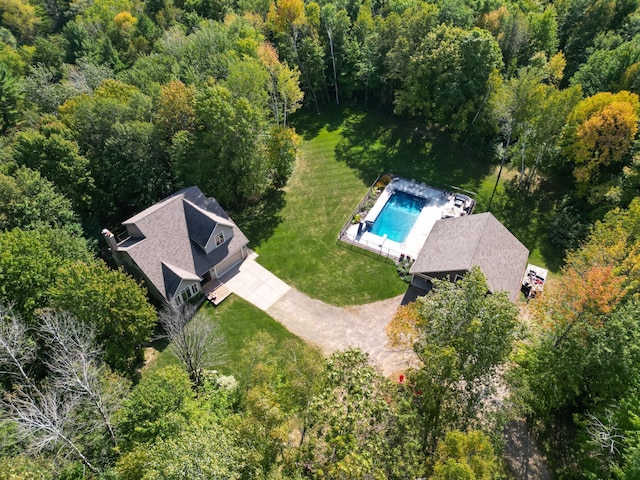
0,0,639,476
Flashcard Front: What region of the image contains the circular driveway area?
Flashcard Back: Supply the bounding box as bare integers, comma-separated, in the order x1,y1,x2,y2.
221,253,415,376
267,289,414,376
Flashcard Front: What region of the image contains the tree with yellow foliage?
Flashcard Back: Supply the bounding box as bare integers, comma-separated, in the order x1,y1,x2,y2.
430,430,498,480
257,43,303,126
562,91,639,201
267,0,306,35
510,198,640,422
0,0,40,42
154,80,196,139
114,11,138,44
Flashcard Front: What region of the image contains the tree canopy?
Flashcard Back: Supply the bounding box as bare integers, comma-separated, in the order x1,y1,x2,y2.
0,0,639,475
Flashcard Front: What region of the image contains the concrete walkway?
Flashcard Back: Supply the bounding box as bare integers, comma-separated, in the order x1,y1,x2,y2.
223,254,414,376
221,252,291,311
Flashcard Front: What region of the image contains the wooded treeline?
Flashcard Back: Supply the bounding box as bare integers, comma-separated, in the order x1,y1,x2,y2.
0,0,639,476
0,0,637,250
0,0,640,250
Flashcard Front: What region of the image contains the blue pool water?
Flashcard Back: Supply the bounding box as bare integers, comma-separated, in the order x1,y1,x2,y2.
370,192,426,243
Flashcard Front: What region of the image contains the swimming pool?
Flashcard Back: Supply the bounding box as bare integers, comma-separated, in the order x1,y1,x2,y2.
370,191,426,243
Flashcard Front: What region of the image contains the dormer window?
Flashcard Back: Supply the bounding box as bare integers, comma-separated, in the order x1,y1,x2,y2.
215,232,225,246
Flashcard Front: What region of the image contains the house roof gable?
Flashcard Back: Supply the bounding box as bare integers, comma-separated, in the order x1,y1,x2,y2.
183,199,234,249
162,262,201,299
117,187,249,300
410,212,529,301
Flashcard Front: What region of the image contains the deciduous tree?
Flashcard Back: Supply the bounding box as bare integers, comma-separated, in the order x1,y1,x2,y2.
267,125,299,188
0,307,129,473
0,62,21,133
39,311,130,449
0,166,82,234
510,199,640,423
171,84,270,208
268,0,324,111
490,63,581,190
0,0,40,42
512,296,640,420
388,267,519,448
565,197,640,296
0,229,92,320
12,119,94,214
117,424,247,480
154,80,196,140
396,25,503,134
48,260,157,372
100,120,171,218
297,348,424,478
571,36,640,96
562,91,639,201
257,43,304,126
430,430,498,480
115,365,197,451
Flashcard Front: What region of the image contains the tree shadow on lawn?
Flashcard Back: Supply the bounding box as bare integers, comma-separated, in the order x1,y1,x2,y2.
333,111,495,189
234,189,286,249
490,178,565,272
290,105,346,141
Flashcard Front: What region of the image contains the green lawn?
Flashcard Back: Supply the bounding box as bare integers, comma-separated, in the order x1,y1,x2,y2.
237,110,406,306
236,108,499,306
146,296,306,376
234,107,563,306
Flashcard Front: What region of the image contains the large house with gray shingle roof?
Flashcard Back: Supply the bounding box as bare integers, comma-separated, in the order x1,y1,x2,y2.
103,186,249,305
409,212,529,302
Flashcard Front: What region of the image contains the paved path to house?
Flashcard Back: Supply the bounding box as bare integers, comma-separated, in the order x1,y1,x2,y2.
222,254,414,376
221,252,291,311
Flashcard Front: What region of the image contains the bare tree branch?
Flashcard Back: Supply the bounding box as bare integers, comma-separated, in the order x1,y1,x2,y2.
585,411,625,455
158,304,226,386
0,304,36,384
0,306,128,472
3,384,99,473
39,311,127,448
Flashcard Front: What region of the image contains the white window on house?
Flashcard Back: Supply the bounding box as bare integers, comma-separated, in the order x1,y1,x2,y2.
215,232,225,246
176,283,199,304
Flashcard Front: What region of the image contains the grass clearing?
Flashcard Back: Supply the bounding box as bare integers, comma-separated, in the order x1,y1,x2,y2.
236,106,563,305
238,110,412,306
145,296,306,376
237,108,497,306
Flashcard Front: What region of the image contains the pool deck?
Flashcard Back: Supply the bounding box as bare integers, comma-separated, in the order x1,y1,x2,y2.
343,178,471,260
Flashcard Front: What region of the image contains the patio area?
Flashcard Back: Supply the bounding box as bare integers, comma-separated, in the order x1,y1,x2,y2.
202,278,231,306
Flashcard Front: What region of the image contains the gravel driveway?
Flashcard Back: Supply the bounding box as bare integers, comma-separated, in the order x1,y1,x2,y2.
266,288,416,376
223,254,415,376
226,257,549,479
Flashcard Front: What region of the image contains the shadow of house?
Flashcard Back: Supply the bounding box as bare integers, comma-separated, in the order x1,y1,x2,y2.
102,186,249,306
409,212,529,302
401,284,433,305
